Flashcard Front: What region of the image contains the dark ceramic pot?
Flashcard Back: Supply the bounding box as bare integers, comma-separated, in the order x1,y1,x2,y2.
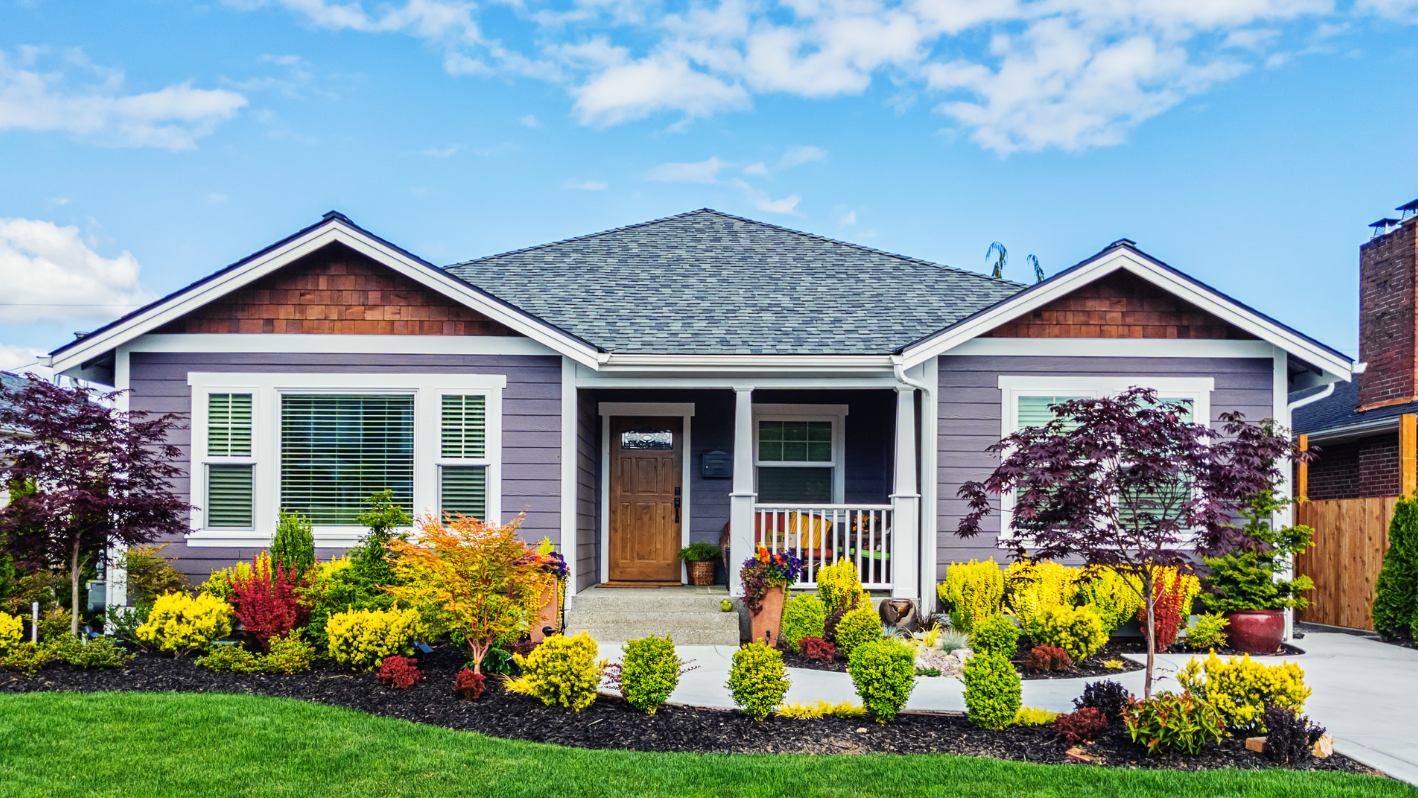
1224,609,1285,654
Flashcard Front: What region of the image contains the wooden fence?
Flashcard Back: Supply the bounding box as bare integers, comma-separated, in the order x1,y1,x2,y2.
1294,497,1396,630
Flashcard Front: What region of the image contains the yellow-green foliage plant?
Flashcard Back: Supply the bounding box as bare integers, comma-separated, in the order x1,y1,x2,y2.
775,701,866,719
135,592,232,656
619,635,683,715
263,631,315,674
938,560,1004,633
1076,567,1144,633
1031,605,1108,663
1184,613,1230,651
780,594,826,652
848,638,917,723
834,603,881,657
197,562,253,602
969,613,1021,659
0,611,22,650
963,653,1021,730
1004,560,1081,636
1014,706,1060,726
325,607,424,671
1177,652,1312,734
727,642,790,721
515,632,606,712
816,560,867,614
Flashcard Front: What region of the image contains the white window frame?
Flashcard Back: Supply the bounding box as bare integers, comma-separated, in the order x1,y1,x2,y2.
752,403,848,504
997,376,1213,546
188,372,506,547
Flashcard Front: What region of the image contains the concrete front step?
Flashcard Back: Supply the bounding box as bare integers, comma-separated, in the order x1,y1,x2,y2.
565,622,740,647
566,587,741,646
571,591,730,613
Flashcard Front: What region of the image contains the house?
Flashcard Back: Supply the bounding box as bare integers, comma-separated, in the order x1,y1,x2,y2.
43,209,1355,641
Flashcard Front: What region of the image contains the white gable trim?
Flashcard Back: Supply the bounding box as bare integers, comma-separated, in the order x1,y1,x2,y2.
47,218,604,374
899,248,1354,380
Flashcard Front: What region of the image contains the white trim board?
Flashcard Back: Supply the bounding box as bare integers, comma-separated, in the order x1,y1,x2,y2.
946,338,1279,359
126,334,556,356
598,403,695,585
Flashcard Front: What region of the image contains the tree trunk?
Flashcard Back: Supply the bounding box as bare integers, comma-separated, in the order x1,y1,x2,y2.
1143,572,1156,701
70,539,82,637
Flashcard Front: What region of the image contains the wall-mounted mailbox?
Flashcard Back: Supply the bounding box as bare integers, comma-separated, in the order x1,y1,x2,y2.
701,450,732,479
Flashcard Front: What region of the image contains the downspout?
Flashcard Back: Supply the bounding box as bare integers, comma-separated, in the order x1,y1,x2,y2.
892,356,934,613
1287,381,1336,416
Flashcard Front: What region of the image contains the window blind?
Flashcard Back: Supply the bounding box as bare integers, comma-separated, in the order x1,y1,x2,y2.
280,394,414,525
757,466,833,504
207,464,254,528
441,465,487,521
208,393,252,457
1016,395,1087,431
442,395,486,459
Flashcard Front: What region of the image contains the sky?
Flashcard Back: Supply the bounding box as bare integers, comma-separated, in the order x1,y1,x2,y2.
3,0,1418,375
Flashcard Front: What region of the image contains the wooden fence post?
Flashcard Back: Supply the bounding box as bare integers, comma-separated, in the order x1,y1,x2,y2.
1297,434,1308,501
1402,414,1417,498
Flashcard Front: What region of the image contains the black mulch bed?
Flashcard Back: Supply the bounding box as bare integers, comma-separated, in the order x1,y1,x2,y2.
0,646,1379,776
781,641,1146,680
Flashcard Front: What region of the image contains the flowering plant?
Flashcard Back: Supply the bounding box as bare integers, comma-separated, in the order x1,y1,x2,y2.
740,547,804,614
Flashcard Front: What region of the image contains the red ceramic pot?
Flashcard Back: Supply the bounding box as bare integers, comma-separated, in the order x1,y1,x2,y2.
750,586,785,647
1224,609,1284,654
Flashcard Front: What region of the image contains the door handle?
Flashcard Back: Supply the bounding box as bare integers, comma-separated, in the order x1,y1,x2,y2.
674,497,682,523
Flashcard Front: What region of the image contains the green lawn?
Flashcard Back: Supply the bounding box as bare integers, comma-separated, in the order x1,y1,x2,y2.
0,692,1411,798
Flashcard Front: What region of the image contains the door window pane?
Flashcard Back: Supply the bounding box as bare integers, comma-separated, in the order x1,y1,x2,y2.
621,428,673,450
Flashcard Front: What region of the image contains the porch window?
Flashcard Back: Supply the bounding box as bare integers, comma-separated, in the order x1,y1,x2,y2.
753,407,847,504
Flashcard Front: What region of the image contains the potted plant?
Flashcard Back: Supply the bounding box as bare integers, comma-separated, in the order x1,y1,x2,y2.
677,542,720,586
1199,491,1315,654
528,538,568,643
740,546,803,647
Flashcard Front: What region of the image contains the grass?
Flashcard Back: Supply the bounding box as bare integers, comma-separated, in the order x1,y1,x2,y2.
0,692,1412,798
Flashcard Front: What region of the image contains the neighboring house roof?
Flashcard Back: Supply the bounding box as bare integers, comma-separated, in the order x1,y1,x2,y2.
1292,379,1415,440
446,209,1024,355
0,371,25,414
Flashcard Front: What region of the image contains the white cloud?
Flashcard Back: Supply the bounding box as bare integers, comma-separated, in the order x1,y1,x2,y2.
0,344,46,374
564,178,609,190
779,144,827,168
839,209,857,226
0,218,154,325
519,114,541,127
646,156,729,183
419,144,460,157
742,162,768,175
573,52,749,125
0,48,247,149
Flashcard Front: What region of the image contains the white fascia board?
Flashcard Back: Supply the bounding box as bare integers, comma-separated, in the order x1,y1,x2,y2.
127,333,556,356
50,220,602,373
900,250,1354,381
598,353,896,373
946,338,1279,359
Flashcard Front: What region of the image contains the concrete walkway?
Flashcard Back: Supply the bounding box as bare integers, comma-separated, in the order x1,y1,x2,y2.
591,629,1418,785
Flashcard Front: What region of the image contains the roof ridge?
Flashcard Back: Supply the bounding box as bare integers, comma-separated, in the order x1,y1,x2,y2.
446,208,715,267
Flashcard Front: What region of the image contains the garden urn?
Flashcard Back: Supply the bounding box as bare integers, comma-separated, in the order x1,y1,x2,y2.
750,586,786,647
1223,609,1284,654
688,560,715,586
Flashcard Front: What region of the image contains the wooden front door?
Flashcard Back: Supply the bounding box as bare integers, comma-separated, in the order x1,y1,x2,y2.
609,416,683,582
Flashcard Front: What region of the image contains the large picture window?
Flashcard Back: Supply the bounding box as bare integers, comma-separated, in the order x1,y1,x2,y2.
280,394,415,526
753,406,847,504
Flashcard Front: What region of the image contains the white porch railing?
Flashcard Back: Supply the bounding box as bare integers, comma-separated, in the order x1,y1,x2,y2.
753,503,895,590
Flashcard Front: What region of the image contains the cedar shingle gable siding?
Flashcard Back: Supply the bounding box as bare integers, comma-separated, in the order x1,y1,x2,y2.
983,271,1255,340
156,243,519,336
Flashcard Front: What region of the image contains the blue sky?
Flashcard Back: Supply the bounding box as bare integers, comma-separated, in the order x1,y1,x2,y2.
3,0,1418,372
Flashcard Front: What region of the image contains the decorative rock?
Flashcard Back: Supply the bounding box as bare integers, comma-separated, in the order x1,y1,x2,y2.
1065,747,1094,763
1245,736,1267,753
949,648,973,660
1312,734,1334,759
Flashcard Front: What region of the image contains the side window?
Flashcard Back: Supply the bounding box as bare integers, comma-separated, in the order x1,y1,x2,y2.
206,393,254,529
440,394,489,521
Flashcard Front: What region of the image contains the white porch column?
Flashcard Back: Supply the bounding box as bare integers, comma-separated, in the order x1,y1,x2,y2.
729,386,756,597
891,386,921,601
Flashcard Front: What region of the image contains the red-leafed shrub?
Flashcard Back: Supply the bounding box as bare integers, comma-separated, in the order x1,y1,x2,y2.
1137,571,1190,651
509,639,540,657
455,667,486,700
230,554,312,652
1055,707,1108,744
377,655,424,690
1025,645,1073,673
799,636,837,663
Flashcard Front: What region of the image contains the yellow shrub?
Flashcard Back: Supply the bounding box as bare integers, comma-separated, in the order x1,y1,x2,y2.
1014,706,1060,726
136,593,232,655
325,607,424,671
816,560,867,614
938,560,1004,633
1076,567,1144,632
0,611,22,651
516,632,606,712
1177,652,1311,734
197,562,253,602
776,700,867,719
1004,560,1081,635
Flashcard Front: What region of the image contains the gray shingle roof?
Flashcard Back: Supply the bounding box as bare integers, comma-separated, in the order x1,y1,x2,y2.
0,371,26,415
444,209,1024,355
1292,379,1416,435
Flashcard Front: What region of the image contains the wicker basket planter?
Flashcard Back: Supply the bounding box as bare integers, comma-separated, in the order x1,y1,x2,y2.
687,560,716,586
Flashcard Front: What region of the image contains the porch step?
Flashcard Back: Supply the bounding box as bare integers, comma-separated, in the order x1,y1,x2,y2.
565,588,741,647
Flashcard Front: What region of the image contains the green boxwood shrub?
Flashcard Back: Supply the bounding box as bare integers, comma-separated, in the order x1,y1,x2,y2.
847,639,916,723
834,603,881,657
1030,605,1107,663
969,613,1020,659
620,635,683,715
1374,492,1418,640
963,653,1021,730
727,642,790,720
780,594,826,652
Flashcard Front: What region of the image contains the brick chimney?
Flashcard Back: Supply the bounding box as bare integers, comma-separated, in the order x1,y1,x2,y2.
1360,215,1418,410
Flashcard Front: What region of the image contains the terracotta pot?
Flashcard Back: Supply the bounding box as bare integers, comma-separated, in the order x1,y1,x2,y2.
1224,609,1284,654
750,586,786,647
687,560,715,586
530,582,560,644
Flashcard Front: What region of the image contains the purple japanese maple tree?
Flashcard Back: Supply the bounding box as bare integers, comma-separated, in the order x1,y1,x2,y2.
0,375,189,635
956,387,1305,699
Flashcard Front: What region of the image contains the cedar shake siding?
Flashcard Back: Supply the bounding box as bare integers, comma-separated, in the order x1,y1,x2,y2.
154,243,520,337
575,389,600,593
983,271,1256,340
935,356,1274,568
129,351,561,582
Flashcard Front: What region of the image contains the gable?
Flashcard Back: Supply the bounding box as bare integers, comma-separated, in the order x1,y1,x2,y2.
154,243,520,337
982,271,1255,340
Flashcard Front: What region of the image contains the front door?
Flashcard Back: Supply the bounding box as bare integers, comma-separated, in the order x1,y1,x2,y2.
609,416,683,582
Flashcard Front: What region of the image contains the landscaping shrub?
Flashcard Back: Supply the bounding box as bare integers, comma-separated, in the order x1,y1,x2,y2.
196,644,262,673
833,603,882,657
1138,569,1199,651
120,544,189,605
620,635,685,715
816,560,867,616
1262,705,1327,765
1004,560,1081,636
847,639,916,723
0,642,49,677
780,594,826,652
271,510,317,580
263,631,315,674
304,491,411,649
198,561,252,602
1031,605,1108,663
1177,652,1311,734
937,628,971,653
1199,493,1314,618
43,635,132,669
1025,644,1072,673
727,642,790,721
376,655,424,690
515,632,606,712
229,554,312,653
1014,706,1059,726
136,592,232,656
962,653,1020,730
1055,707,1108,744
1185,613,1230,651
326,607,424,671
0,610,21,650
455,667,486,700
798,636,836,663
1077,567,1144,633
776,700,866,719
938,559,1004,633
1074,679,1133,721
1123,691,1225,755
969,613,1020,659
1373,491,1418,640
